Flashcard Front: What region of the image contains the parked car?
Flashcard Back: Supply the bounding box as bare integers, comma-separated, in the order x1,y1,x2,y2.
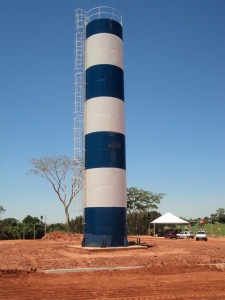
195,231,208,241
176,231,195,239
164,230,178,239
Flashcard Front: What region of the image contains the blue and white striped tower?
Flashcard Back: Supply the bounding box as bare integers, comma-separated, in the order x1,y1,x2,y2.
82,9,127,247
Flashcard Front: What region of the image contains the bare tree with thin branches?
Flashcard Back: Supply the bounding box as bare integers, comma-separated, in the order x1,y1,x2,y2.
28,155,83,230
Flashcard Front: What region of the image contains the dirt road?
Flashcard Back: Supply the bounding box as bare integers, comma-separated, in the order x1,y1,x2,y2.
0,234,225,299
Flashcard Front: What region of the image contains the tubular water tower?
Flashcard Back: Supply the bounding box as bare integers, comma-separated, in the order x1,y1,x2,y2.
74,7,127,247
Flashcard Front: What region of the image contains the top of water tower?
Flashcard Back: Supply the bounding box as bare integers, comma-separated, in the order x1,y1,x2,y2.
75,6,122,25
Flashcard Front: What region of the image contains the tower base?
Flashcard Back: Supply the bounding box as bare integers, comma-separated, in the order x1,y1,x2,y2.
82,207,128,247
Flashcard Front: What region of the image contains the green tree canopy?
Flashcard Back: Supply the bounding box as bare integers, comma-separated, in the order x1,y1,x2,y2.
127,187,165,213
0,218,18,226
0,218,20,240
22,215,45,239
69,216,83,233
127,210,161,235
216,208,225,217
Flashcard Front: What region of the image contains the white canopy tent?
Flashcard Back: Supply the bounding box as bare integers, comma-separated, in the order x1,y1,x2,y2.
151,212,189,236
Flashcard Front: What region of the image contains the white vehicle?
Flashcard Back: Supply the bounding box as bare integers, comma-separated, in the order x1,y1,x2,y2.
195,231,208,241
176,231,194,239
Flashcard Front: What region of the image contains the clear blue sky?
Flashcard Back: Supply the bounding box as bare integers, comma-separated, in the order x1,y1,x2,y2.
0,0,224,223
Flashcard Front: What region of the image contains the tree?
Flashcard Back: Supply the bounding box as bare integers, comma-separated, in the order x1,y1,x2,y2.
210,213,217,224
0,218,20,240
22,215,45,239
28,155,83,230
215,208,225,223
126,187,164,235
69,216,83,233
127,187,165,213
216,208,225,217
0,206,6,220
127,210,161,235
47,223,66,232
218,215,225,223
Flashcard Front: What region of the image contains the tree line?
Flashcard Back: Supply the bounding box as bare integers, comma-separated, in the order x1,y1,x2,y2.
0,186,164,239
1,199,224,240
1,156,224,239
0,214,83,240
26,156,225,229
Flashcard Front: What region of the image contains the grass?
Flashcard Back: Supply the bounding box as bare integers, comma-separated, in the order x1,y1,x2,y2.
195,224,225,236
191,223,225,236
158,223,225,237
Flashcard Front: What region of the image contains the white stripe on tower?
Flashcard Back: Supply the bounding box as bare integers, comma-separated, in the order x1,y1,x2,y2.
86,33,124,69
85,97,125,135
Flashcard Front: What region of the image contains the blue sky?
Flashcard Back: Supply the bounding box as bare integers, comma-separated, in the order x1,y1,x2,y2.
0,0,224,223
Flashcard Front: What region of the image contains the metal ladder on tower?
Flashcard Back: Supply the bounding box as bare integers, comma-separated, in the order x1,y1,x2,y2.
74,9,86,163
73,9,86,214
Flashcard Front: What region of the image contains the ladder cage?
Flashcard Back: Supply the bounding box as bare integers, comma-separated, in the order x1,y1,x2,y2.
73,9,87,217
74,9,86,163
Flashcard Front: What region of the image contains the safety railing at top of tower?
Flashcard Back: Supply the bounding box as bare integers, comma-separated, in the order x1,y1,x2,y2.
86,6,122,24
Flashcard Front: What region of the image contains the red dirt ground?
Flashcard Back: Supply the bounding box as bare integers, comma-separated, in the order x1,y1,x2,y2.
0,233,225,299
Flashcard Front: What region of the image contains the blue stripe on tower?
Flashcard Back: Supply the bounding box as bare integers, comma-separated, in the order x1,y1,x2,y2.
85,131,126,169
86,18,123,39
83,17,127,247
86,65,124,100
84,207,127,247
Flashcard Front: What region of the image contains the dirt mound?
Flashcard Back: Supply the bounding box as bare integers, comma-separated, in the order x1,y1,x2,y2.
42,231,82,241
